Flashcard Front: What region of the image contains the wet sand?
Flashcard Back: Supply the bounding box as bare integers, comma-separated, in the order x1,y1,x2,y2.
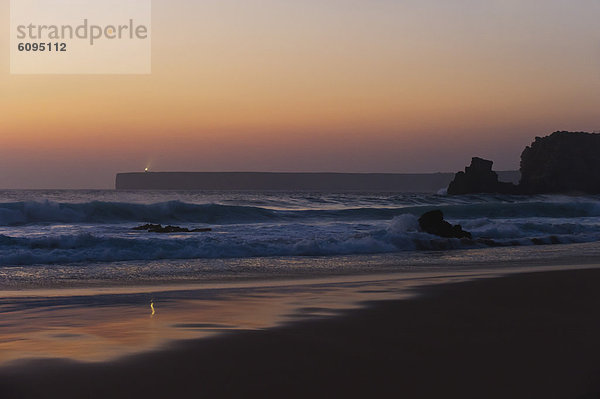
2,268,600,398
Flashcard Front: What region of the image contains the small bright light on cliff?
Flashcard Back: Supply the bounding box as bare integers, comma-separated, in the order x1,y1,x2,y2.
145,168,149,172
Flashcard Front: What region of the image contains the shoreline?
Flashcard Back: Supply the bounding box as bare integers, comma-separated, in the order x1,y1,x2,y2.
4,240,600,291
2,267,600,398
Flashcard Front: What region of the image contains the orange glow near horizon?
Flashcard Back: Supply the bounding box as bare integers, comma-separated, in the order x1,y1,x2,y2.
1,0,599,188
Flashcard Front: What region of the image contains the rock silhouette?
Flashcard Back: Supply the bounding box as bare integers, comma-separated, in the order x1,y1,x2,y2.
448,131,600,195
520,131,600,194
418,210,472,239
447,157,518,195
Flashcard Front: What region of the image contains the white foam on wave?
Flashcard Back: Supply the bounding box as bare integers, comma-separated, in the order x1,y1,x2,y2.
2,197,600,226
1,211,600,266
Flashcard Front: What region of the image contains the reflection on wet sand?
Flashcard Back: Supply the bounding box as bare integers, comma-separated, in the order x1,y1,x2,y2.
0,272,485,365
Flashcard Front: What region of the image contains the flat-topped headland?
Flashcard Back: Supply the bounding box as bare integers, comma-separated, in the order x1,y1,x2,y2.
116,171,519,192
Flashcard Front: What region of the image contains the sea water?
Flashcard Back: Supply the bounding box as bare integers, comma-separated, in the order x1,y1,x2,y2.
2,189,600,364
1,190,600,287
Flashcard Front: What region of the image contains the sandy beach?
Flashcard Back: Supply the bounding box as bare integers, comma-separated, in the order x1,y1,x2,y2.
1,267,600,399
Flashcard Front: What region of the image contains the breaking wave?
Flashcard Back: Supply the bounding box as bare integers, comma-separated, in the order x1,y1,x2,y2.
1,198,600,226
2,213,600,266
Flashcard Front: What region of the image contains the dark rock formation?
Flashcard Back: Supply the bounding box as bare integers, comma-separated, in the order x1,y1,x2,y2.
448,131,600,195
133,224,212,233
418,210,472,239
447,157,518,195
519,131,600,194
132,224,162,231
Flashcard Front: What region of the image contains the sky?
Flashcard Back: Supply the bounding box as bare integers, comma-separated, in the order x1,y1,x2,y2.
1,0,599,188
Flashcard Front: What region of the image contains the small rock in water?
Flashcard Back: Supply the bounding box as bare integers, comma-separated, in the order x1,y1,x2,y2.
133,224,212,233
418,210,472,239
132,224,162,231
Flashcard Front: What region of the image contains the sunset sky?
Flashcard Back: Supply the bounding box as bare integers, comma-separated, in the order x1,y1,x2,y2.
1,0,599,188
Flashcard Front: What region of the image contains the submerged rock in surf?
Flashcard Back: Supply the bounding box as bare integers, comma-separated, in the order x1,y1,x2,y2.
133,224,212,233
418,210,472,239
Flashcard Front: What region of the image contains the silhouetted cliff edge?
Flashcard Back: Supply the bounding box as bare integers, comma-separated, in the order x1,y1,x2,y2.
519,131,600,194
448,131,600,195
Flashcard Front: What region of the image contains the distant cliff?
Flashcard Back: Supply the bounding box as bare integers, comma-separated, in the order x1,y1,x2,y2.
115,171,520,192
448,131,600,195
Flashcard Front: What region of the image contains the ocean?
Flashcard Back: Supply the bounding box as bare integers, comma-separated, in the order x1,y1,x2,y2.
2,189,600,366
1,190,600,288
